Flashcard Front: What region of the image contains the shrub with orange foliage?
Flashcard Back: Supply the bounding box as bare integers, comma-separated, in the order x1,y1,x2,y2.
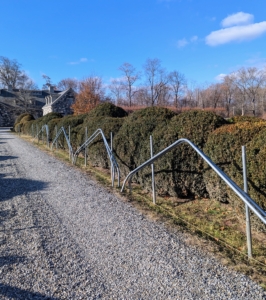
71,77,104,115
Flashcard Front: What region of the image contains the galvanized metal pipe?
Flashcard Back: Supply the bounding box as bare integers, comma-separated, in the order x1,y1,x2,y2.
51,127,73,161
121,138,266,226
242,145,252,258
150,135,156,204
69,125,71,160
55,126,58,149
47,125,49,148
110,132,114,187
85,127,88,166
73,129,120,187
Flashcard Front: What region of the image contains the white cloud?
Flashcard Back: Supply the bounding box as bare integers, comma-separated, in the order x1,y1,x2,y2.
221,12,254,27
177,38,188,48
215,73,227,81
68,57,89,65
206,21,266,46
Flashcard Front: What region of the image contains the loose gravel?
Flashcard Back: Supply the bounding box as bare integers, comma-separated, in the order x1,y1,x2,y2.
0,129,265,299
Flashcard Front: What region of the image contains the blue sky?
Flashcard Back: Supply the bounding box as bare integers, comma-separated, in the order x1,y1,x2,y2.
1,0,266,89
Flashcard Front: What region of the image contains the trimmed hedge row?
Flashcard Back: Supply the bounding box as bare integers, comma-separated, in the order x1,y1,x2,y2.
16,105,266,230
149,110,226,198
203,121,266,204
113,107,176,177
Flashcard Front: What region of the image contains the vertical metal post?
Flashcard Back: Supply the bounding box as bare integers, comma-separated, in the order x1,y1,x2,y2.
242,145,252,258
37,125,39,143
69,125,71,160
150,135,156,204
85,127,88,166
55,126,58,149
42,127,43,143
47,125,49,148
110,132,114,187
31,124,33,137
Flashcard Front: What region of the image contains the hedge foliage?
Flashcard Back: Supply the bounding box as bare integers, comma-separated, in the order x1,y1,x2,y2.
85,102,128,119
203,121,266,212
14,113,35,132
234,128,266,212
113,107,176,178
149,110,227,198
229,115,266,124
16,105,266,230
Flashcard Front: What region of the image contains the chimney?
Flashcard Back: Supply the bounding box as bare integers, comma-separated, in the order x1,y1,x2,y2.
8,84,12,91
49,86,54,93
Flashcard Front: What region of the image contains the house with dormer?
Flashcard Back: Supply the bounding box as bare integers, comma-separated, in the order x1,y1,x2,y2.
42,87,76,116
0,85,76,126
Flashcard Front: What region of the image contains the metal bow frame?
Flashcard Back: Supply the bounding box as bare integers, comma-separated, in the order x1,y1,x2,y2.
35,124,49,147
51,126,73,160
121,138,266,226
73,128,120,187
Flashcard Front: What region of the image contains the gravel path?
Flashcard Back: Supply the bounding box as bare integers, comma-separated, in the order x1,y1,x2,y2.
0,129,265,299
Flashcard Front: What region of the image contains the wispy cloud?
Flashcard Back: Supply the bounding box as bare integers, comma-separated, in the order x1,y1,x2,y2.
177,38,188,48
177,36,198,48
190,36,198,42
68,57,89,65
205,12,266,46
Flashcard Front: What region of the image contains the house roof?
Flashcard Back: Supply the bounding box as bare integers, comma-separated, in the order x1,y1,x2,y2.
42,88,75,108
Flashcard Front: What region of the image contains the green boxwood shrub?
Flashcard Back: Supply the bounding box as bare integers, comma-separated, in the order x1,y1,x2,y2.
51,114,87,150
14,113,35,132
203,121,266,208
113,107,176,178
229,116,266,124
74,116,126,168
23,119,36,135
229,128,266,231
148,110,226,198
85,102,128,119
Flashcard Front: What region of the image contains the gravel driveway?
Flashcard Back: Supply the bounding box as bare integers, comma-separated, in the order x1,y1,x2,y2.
0,128,265,299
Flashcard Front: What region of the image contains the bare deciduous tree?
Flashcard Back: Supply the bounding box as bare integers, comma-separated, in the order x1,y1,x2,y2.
109,78,126,105
220,74,236,117
16,77,38,111
57,78,79,92
143,58,167,106
234,67,266,116
168,71,186,108
0,56,24,88
119,62,140,107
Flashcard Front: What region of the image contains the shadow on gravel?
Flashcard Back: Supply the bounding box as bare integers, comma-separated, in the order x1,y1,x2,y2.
0,156,18,161
0,283,60,300
0,256,26,267
0,175,47,201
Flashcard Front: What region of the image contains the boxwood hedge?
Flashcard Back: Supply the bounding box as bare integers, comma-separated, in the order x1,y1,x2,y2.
148,110,227,198
113,107,176,178
203,121,266,209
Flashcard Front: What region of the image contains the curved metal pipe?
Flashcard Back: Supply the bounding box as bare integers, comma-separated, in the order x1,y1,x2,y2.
121,138,266,225
51,126,73,160
35,125,49,147
73,129,120,187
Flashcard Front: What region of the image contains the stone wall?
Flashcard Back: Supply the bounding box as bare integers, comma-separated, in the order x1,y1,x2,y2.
52,96,74,116
0,102,42,127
